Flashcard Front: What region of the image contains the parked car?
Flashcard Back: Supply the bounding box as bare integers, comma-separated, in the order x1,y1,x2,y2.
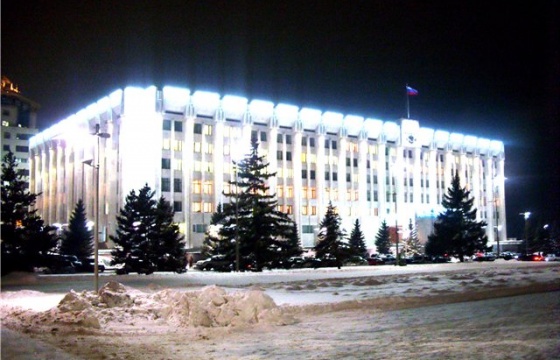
473,252,496,262
40,254,77,274
517,254,545,262
545,254,559,262
78,257,106,273
368,255,385,266
431,255,451,263
381,254,397,265
405,254,430,264
116,254,156,275
195,255,233,272
501,252,515,260
288,256,321,269
344,256,368,266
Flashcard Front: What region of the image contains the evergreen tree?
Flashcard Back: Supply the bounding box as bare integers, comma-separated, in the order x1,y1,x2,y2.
426,171,487,262
110,184,157,270
401,219,423,257
279,222,303,267
202,203,229,257
374,220,391,254
60,199,93,259
215,137,295,270
348,219,367,257
315,202,348,268
1,151,56,272
151,196,186,271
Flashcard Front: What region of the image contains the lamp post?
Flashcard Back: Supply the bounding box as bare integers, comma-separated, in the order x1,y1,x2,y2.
234,161,240,272
520,211,531,255
84,124,110,293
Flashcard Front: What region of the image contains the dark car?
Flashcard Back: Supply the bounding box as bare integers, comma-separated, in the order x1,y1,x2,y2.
517,254,545,262
344,256,368,266
40,254,77,274
78,257,106,273
368,255,386,266
195,255,233,272
116,254,156,275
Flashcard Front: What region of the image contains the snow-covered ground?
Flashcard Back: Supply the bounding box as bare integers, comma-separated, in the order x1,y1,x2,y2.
1,262,559,359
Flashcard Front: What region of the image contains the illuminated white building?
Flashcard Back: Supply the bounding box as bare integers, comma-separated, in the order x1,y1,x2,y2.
29,86,506,252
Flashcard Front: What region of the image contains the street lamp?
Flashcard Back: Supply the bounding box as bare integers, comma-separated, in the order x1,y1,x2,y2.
520,211,531,255
83,124,110,293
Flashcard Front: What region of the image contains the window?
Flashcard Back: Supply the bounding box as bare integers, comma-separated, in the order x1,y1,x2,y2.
252,130,258,140
203,182,213,194
162,139,171,150
260,132,267,142
192,202,202,213
203,202,213,213
311,206,317,215
302,225,314,233
163,120,172,131
174,121,183,132
374,191,378,202
173,201,183,212
277,150,283,160
301,137,307,146
15,145,29,153
346,174,351,182
286,135,292,144
192,224,206,233
346,158,351,167
286,205,293,214
3,145,9,151
286,152,292,161
309,138,315,147
162,178,171,192
310,170,316,180
302,206,308,215
3,132,10,139
374,175,378,184
194,142,201,152
325,139,330,148
277,134,283,143
174,178,182,192
333,172,338,181
332,141,337,150
193,181,201,194
173,140,183,151
203,125,213,135
194,123,202,134
302,169,307,179
353,158,358,167
325,172,330,181
162,158,171,169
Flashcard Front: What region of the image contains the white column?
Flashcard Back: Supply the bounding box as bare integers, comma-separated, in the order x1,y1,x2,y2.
377,142,386,219
471,155,481,213
183,115,195,249
485,157,494,241
316,133,326,217
428,149,437,208
413,147,421,207
337,136,348,216
56,142,65,223
268,127,278,194
358,137,368,219
213,120,225,206
293,131,303,232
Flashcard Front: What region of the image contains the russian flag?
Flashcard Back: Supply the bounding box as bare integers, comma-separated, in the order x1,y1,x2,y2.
406,86,418,96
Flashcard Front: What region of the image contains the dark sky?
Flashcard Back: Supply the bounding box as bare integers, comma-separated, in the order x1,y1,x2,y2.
3,1,559,236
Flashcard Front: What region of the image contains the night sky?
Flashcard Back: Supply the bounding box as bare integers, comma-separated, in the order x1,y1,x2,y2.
3,1,559,236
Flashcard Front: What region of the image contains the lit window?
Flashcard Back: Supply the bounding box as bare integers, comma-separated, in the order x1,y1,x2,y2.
277,186,284,197
308,154,316,163
203,182,213,194
204,143,213,154
204,124,213,136
311,188,316,199
163,139,171,150
193,181,201,194
192,202,202,212
194,142,201,152
287,187,293,198
311,206,317,215
203,202,213,213
223,144,230,155
175,159,182,171
302,206,308,215
301,153,307,163
286,205,293,214
277,205,283,212
173,140,183,151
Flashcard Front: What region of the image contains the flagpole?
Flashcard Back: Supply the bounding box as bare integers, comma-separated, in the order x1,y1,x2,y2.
406,84,410,119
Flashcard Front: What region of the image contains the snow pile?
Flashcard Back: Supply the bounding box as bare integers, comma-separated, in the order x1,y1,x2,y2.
1,281,296,333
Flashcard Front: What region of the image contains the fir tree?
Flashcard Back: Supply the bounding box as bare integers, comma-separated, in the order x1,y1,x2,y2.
60,199,93,259
315,202,348,268
202,203,229,257
279,222,303,267
401,219,423,257
1,151,56,272
218,137,295,270
426,171,487,262
110,184,157,269
348,219,367,257
151,196,186,271
374,220,391,255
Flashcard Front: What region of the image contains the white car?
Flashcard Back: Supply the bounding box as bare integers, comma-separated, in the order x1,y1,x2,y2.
545,254,559,262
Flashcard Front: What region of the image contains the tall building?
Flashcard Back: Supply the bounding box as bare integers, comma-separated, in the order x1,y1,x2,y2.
29,86,507,252
1,76,39,185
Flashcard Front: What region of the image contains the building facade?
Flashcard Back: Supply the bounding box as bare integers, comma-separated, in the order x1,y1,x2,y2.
29,86,507,252
1,76,39,185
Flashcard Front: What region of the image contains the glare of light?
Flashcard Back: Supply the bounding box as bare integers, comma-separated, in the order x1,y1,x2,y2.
449,133,464,148
274,103,299,127
520,211,531,220
383,121,400,141
477,138,491,153
298,107,322,129
249,99,274,120
108,89,123,109
490,140,504,155
191,90,221,116
463,135,478,150
221,95,248,120
363,118,383,139
163,86,190,112
434,130,449,145
123,86,157,117
418,127,434,146
322,111,344,130
343,115,364,136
